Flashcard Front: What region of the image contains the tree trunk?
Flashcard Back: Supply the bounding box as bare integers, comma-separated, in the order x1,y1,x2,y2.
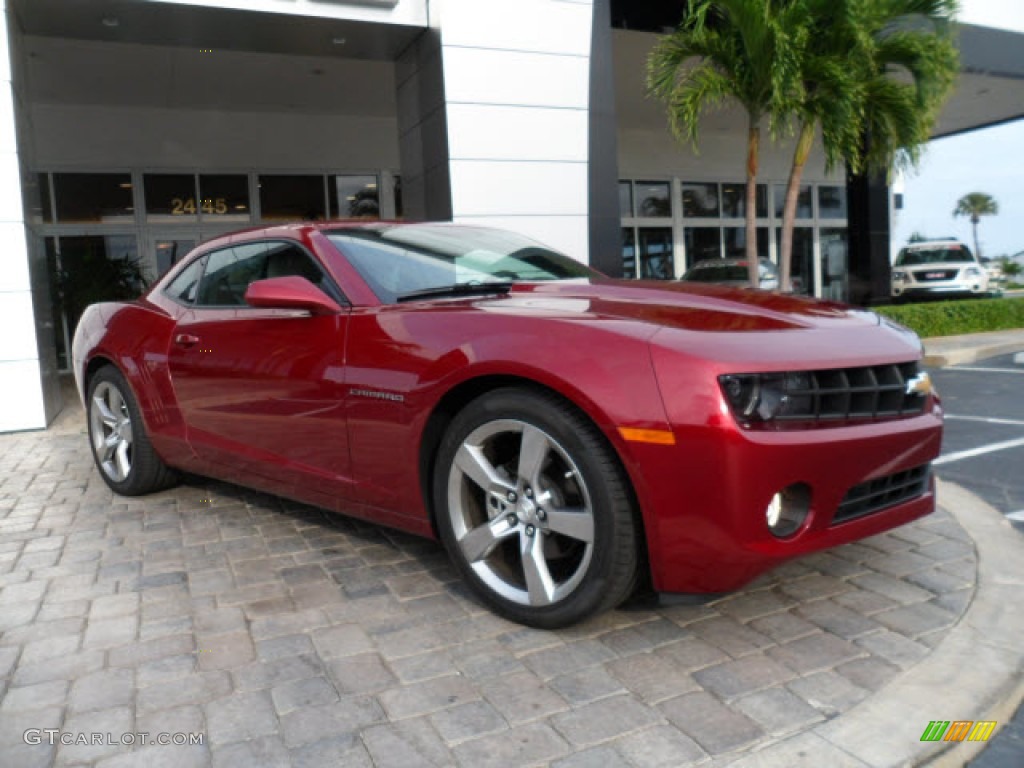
745,117,761,288
971,215,981,259
780,121,816,293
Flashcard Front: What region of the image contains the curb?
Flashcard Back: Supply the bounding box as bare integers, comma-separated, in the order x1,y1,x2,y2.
721,479,1024,768
922,334,1024,368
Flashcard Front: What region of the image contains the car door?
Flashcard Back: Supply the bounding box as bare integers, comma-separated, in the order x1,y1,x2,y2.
167,239,353,497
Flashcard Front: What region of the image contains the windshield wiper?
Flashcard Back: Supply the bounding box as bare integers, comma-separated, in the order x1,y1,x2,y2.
396,281,513,303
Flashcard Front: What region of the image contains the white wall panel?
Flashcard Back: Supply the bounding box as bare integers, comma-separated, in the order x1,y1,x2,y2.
449,160,587,217
454,214,589,262
440,0,592,56
442,48,590,109
0,221,28,292
447,104,588,162
0,150,21,221
0,360,46,432
0,290,38,361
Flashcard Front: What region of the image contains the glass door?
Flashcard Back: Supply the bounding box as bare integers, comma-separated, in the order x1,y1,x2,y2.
149,234,199,278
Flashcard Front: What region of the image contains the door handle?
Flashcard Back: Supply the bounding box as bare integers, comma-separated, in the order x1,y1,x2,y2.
174,333,200,348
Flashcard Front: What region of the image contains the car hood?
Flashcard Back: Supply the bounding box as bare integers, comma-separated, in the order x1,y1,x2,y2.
498,279,879,333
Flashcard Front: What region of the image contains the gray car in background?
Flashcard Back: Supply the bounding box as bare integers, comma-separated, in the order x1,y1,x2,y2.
680,258,780,290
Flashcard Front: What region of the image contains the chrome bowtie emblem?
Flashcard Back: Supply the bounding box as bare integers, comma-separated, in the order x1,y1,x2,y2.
905,372,932,397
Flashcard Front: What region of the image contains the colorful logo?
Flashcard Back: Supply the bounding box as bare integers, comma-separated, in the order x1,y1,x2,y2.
920,721,997,742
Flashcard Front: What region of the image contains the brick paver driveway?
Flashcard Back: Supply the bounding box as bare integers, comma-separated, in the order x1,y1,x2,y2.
0,396,976,767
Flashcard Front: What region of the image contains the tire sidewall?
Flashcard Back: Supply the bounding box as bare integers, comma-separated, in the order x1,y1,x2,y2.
434,387,633,628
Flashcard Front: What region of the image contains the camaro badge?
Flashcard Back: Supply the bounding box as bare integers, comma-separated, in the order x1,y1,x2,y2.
349,388,405,403
905,372,933,397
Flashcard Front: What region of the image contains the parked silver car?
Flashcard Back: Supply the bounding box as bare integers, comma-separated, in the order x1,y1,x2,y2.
681,258,780,290
892,239,990,300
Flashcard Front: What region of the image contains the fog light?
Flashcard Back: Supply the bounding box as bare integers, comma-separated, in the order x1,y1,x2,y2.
765,483,812,538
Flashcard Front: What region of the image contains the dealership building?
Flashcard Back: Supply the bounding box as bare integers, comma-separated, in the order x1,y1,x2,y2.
0,0,1021,432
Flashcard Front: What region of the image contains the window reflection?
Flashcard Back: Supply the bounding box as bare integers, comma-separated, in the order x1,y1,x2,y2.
259,175,326,221
723,227,769,259
818,186,847,219
775,227,814,294
330,175,380,219
618,182,634,218
639,228,674,279
773,184,812,219
635,182,671,218
721,183,767,218
682,183,719,218
145,174,198,223
200,175,250,222
622,228,637,279
821,228,848,301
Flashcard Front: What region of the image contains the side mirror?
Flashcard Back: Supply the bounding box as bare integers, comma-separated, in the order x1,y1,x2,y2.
244,276,342,316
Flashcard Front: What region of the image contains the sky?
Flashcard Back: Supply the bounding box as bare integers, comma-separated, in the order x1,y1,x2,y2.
892,119,1024,261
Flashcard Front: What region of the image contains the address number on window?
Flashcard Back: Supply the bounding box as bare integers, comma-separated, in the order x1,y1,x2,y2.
171,197,230,215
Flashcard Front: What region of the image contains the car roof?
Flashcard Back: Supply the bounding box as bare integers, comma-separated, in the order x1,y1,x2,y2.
197,220,516,250
902,239,965,249
690,258,775,268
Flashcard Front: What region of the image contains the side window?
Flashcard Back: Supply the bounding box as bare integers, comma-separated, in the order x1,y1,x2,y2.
196,242,268,307
164,255,206,305
264,240,346,305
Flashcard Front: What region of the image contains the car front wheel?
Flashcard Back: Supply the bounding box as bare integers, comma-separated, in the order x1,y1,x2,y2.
87,366,179,495
434,387,640,628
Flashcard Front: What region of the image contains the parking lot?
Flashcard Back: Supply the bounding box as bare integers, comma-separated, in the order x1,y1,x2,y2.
0,386,985,768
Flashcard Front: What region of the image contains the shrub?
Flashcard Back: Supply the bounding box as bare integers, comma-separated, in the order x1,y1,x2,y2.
876,297,1024,339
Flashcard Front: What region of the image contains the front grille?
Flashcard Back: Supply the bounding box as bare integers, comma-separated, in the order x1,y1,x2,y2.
833,464,931,525
914,269,958,282
773,361,928,423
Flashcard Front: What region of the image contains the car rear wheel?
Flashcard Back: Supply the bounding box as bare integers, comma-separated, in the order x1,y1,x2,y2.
87,366,178,495
434,387,640,628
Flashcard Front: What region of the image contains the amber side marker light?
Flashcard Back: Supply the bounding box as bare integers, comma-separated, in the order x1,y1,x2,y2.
618,427,676,446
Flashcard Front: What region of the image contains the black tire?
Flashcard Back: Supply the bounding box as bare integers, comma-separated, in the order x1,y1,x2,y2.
86,365,179,495
433,387,640,628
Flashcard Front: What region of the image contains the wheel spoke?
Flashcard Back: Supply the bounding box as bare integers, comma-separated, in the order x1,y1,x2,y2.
521,532,556,606
459,515,517,563
517,425,549,487
93,396,118,428
544,506,594,544
120,419,133,445
101,433,119,462
109,387,125,417
455,444,515,497
114,440,131,481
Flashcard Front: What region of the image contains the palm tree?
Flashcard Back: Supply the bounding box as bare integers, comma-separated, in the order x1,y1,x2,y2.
648,0,804,288
953,192,998,259
776,0,959,292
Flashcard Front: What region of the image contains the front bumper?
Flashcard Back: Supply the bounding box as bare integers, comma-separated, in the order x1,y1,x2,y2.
633,405,943,594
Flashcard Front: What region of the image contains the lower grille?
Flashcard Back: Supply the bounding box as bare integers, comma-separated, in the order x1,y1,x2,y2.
833,464,931,525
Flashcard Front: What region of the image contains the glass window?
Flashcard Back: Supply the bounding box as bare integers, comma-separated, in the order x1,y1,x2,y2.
723,227,770,259
330,175,380,219
618,182,634,218
682,182,719,218
53,173,134,223
820,228,848,301
775,227,814,294
721,183,767,218
27,173,53,224
165,255,206,305
200,175,250,222
684,226,722,264
635,181,671,218
622,228,637,279
264,241,330,291
145,174,198,222
638,228,674,279
818,186,847,218
197,243,269,307
154,238,197,277
259,175,326,221
773,184,812,219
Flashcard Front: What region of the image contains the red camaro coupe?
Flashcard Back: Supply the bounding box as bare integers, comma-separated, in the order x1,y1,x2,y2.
73,222,943,627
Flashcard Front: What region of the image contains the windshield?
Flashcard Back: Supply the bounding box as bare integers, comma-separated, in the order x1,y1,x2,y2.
896,245,975,266
326,224,595,303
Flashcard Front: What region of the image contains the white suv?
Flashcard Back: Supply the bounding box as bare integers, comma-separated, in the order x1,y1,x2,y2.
892,239,990,300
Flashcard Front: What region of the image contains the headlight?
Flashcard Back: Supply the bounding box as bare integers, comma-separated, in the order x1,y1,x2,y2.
963,267,982,278
719,372,809,422
892,269,908,282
